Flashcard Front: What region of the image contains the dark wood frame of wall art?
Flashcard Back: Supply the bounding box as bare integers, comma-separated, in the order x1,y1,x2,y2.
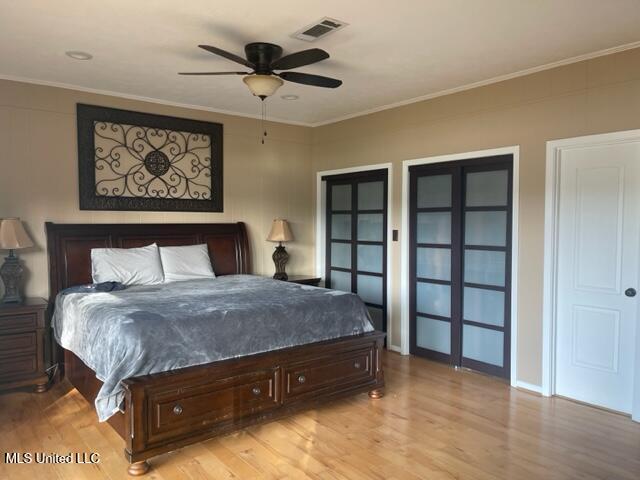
45,222,385,476
77,104,223,212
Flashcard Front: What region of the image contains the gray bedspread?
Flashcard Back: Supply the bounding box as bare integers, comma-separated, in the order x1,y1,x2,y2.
53,275,373,421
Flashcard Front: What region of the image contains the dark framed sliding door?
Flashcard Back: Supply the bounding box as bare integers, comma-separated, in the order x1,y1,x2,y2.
409,164,461,364
409,156,512,379
324,169,388,335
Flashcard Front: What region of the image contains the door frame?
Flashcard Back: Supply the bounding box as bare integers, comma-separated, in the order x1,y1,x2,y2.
316,163,396,351
401,146,520,386
542,129,640,421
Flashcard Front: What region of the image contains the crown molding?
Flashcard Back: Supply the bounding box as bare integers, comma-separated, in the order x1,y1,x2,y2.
308,40,640,127
1,40,639,128
0,73,311,127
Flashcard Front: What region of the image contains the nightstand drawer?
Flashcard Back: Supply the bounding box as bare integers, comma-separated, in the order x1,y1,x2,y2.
0,313,37,333
0,299,48,392
0,354,37,380
0,332,37,358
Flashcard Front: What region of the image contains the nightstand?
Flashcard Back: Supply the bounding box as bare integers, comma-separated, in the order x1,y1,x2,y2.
281,275,322,286
0,298,50,393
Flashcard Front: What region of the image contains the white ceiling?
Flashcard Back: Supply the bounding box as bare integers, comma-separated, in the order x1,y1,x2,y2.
1,0,640,126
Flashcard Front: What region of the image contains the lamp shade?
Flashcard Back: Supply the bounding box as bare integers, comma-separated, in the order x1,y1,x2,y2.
267,219,293,243
0,218,34,250
243,74,284,99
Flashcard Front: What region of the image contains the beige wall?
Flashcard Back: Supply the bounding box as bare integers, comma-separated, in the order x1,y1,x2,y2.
311,47,640,386
0,79,315,299
2,46,640,387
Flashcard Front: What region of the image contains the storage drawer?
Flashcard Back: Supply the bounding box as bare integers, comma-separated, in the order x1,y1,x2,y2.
283,346,375,401
0,332,37,358
146,367,280,444
0,313,37,333
0,354,37,380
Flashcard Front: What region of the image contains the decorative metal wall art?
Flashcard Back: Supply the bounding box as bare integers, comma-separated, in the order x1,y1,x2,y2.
77,104,223,212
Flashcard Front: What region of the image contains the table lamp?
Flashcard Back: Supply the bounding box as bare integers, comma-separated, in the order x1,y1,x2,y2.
0,218,34,303
267,219,293,281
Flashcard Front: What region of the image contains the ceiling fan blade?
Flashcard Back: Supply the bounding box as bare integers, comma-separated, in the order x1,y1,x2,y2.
179,71,249,75
198,45,255,68
279,71,342,88
270,48,329,70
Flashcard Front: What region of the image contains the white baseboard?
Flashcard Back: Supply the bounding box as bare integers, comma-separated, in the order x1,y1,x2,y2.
515,381,543,395
387,344,402,353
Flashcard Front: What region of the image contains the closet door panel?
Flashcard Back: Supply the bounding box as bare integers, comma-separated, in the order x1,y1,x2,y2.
331,184,352,210
358,181,384,210
330,270,351,293
410,168,456,362
417,317,451,354
417,212,451,244
464,211,507,246
357,214,384,242
357,245,383,274
357,275,383,305
464,250,505,286
461,164,511,378
463,287,505,327
331,242,351,269
417,247,451,281
416,282,451,317
331,214,352,240
417,174,452,208
410,159,512,379
465,170,509,206
325,171,388,337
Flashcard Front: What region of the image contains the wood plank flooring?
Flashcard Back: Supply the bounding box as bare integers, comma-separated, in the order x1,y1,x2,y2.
1,352,639,479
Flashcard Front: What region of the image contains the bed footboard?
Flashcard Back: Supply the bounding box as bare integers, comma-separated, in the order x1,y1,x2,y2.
119,332,385,473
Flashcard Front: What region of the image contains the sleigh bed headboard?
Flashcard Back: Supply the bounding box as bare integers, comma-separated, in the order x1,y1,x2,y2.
45,222,251,302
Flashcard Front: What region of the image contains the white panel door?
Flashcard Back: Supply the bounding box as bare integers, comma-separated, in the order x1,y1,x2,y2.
556,141,640,413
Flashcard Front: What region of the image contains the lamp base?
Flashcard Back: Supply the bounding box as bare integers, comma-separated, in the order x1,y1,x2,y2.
0,250,24,304
272,244,289,281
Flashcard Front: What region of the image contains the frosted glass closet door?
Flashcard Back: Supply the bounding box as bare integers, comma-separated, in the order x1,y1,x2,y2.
325,171,388,334
357,180,385,330
327,182,353,297
409,157,512,379
413,173,453,356
462,169,510,371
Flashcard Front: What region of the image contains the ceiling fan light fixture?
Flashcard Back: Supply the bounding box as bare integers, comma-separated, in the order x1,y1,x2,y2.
243,74,283,99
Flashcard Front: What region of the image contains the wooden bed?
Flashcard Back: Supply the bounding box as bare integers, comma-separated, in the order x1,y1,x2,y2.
45,222,385,476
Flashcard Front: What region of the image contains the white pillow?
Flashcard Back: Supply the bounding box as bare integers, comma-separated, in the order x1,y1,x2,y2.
91,243,164,285
159,244,216,282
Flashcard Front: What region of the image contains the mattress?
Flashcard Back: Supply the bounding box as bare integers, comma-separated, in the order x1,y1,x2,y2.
52,275,373,421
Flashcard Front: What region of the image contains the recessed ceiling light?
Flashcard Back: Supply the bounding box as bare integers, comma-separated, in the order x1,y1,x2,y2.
65,51,93,60
281,94,299,101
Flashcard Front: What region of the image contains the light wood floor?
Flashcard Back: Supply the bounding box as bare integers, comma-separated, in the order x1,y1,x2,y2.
1,352,639,480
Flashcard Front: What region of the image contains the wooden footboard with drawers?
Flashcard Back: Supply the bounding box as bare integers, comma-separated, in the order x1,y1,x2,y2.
65,332,385,475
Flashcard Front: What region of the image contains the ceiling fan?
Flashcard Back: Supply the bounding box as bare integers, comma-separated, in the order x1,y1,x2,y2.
179,42,342,99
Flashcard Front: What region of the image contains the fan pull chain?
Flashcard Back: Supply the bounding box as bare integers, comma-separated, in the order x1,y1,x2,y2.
261,99,268,145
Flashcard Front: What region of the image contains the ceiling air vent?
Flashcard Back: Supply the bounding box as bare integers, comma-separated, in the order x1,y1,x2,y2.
292,17,348,42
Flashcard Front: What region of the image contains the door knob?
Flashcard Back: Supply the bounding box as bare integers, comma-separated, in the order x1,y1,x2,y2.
625,288,636,297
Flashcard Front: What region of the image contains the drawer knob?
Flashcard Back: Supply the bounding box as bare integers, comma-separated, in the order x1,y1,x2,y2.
252,386,261,396
297,374,306,384
354,361,361,369
173,404,183,415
